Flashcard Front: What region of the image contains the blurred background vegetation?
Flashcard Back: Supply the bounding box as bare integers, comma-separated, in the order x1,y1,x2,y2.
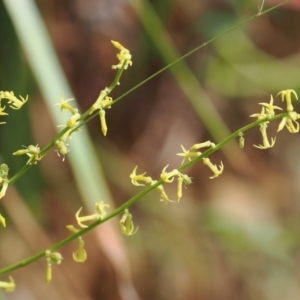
1,0,300,299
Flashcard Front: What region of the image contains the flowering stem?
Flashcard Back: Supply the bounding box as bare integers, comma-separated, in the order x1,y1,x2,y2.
0,112,289,276
6,0,289,187
8,63,127,185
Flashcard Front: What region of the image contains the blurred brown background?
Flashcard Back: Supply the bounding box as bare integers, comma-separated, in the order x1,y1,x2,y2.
1,0,300,299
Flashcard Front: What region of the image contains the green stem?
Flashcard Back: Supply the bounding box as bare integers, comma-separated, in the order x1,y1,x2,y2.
112,0,290,106
0,112,289,276
81,62,126,119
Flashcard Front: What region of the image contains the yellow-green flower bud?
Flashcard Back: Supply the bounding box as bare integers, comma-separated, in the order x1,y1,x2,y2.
119,209,138,236
45,250,63,283
99,109,107,136
45,254,52,283
177,177,183,201
73,237,87,263
277,89,298,112
0,213,6,227
238,132,245,148
66,225,79,233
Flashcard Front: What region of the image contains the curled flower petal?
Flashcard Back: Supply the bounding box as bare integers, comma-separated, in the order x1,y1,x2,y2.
119,209,138,236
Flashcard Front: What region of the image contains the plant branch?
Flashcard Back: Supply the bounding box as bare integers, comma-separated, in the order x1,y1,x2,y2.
0,112,289,276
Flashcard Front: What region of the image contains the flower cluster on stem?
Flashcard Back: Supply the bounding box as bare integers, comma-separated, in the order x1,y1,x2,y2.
45,250,63,283
88,41,132,135
55,94,82,159
130,165,192,203
130,166,173,202
250,90,300,149
13,145,44,165
177,141,224,179
0,91,28,112
75,201,110,228
277,90,300,133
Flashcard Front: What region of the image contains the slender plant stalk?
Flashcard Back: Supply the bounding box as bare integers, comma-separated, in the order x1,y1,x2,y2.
113,0,290,105
0,0,290,276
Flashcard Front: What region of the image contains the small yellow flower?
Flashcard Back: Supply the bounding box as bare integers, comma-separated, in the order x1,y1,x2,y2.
250,106,268,120
277,89,298,112
0,91,28,110
130,165,191,203
202,158,224,179
111,40,133,70
160,166,192,201
55,140,69,161
89,88,111,115
72,237,87,263
75,201,110,228
99,109,108,136
129,166,152,186
160,165,179,183
45,250,63,283
238,132,245,148
65,225,88,263
278,116,300,133
66,112,81,128
177,174,193,201
95,201,110,219
0,276,15,292
153,182,174,203
13,145,43,165
251,103,277,150
57,113,81,130
177,141,216,165
177,145,200,164
119,209,138,236
102,96,113,108
89,88,113,135
253,123,276,149
259,95,282,118
55,94,77,115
